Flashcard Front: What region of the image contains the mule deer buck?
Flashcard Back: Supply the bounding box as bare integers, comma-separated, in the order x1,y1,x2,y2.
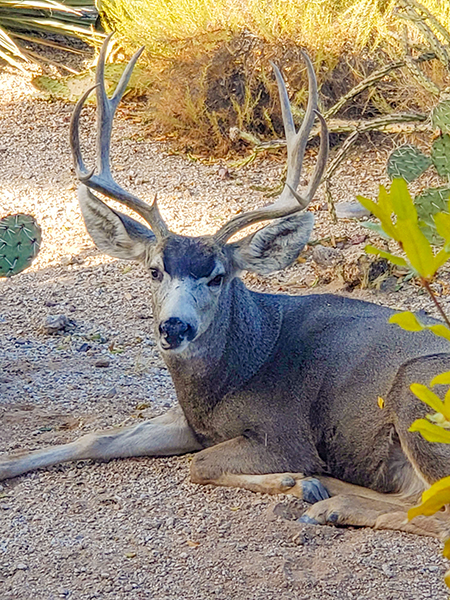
1,36,450,539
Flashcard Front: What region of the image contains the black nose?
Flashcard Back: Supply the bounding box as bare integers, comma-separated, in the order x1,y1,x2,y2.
159,317,195,349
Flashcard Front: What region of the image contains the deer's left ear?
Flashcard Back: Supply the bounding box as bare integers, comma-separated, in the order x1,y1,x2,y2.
230,212,314,275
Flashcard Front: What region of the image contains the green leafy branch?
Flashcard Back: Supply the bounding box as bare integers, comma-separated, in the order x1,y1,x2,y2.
358,177,450,587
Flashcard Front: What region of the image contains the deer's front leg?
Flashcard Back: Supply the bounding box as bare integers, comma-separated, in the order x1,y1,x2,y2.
190,436,329,503
0,404,202,481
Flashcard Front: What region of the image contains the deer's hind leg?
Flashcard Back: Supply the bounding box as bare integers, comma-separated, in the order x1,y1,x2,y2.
190,436,450,540
193,461,450,539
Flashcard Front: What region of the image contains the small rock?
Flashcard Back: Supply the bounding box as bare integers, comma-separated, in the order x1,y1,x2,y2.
335,202,370,219
104,387,117,398
272,500,304,521
61,255,84,266
379,276,398,293
77,343,91,353
218,166,230,180
16,563,28,571
312,245,343,268
94,358,110,368
43,314,73,335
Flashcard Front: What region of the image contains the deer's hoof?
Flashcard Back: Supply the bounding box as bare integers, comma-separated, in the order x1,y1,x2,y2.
301,478,330,504
298,514,319,525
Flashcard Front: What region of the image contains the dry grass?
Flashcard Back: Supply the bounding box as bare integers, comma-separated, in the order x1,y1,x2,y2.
98,0,450,154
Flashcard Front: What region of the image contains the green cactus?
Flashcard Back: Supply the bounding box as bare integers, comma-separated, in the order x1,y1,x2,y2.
415,187,450,244
387,144,432,182
430,134,450,179
431,100,450,134
0,214,41,277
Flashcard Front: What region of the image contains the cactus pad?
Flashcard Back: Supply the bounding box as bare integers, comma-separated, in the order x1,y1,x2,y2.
431,100,450,134
386,144,432,182
0,214,41,277
414,186,450,244
431,134,450,178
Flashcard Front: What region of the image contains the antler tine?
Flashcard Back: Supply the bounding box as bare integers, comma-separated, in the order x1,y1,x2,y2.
214,53,327,244
70,33,169,239
290,110,329,206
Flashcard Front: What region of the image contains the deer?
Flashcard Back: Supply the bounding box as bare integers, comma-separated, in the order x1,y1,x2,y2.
1,35,450,540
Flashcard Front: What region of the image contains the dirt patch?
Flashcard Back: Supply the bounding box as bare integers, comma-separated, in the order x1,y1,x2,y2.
0,64,449,600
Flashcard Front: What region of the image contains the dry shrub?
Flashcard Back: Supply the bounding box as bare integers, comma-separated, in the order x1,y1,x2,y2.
99,0,450,155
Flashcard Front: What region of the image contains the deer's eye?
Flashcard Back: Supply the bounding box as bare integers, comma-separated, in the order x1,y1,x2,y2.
150,268,163,282
208,274,224,288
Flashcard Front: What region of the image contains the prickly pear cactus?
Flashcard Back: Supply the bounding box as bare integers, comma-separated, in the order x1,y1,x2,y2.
386,144,432,183
0,214,41,277
431,134,450,179
431,100,450,134
415,187,450,244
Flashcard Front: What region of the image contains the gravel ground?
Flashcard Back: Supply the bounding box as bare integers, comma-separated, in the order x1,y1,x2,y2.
0,65,450,600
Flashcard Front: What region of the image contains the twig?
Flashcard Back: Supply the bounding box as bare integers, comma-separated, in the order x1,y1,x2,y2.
422,279,450,329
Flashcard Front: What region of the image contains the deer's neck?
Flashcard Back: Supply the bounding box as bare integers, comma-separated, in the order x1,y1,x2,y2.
164,278,283,414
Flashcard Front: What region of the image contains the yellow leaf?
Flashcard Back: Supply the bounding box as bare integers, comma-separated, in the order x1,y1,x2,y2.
426,324,450,342
377,396,385,409
410,383,448,418
399,219,436,280
431,371,450,386
186,540,200,548
365,245,407,267
408,488,450,519
433,246,450,273
409,418,450,443
422,475,450,504
434,212,450,243
390,178,416,220
357,191,398,241
428,412,450,427
125,552,136,558
389,311,423,332
444,569,450,588
444,538,450,560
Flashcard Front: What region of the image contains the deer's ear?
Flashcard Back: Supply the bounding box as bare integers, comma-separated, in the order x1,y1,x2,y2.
231,212,314,275
78,185,156,261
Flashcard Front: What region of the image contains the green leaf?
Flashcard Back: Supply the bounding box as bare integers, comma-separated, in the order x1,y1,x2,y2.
409,418,450,443
365,245,407,267
431,371,450,386
359,222,391,240
389,311,423,331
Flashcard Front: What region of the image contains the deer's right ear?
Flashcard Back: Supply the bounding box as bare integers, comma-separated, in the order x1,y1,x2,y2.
78,185,156,261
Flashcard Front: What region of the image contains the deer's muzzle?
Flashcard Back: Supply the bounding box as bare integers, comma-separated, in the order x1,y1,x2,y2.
159,317,196,350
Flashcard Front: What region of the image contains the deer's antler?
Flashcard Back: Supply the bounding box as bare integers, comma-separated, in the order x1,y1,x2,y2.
213,53,328,244
70,33,169,240
71,37,327,244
